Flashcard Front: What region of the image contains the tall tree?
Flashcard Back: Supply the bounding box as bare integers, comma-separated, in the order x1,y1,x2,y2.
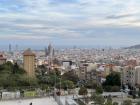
78,87,88,95
96,85,103,94
95,95,105,105
62,71,79,84
103,72,121,86
91,93,105,105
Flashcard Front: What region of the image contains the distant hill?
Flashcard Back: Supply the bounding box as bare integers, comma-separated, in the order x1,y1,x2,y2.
125,44,140,49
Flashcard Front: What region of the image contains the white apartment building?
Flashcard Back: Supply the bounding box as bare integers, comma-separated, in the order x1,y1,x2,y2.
135,66,140,86
122,66,140,88
123,66,135,87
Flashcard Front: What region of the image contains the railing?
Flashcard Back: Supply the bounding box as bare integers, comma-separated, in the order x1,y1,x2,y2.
0,90,52,100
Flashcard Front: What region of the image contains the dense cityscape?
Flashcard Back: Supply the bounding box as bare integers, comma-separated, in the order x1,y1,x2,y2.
0,44,140,105
1,0,140,105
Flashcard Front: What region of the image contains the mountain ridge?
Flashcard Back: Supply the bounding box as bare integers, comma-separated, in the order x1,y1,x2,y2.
125,44,140,49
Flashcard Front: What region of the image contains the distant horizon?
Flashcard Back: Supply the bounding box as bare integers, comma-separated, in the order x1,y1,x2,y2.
0,44,138,51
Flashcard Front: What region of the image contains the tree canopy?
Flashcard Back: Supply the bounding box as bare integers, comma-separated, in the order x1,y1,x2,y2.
103,72,121,86
103,72,121,92
96,85,103,94
62,71,79,84
78,87,88,95
0,62,37,90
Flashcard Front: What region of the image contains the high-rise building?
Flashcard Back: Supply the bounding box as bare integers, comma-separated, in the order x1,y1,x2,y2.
48,43,53,56
15,44,18,52
9,44,12,53
45,43,55,57
23,48,36,77
47,43,55,66
52,48,55,56
45,47,48,57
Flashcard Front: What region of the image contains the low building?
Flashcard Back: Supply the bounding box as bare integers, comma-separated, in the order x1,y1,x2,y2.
79,62,98,82
1,91,20,100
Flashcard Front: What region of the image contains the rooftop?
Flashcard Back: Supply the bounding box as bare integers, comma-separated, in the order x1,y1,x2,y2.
0,54,6,60
23,48,35,56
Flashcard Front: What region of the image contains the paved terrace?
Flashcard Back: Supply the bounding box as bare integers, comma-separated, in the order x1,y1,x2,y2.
0,97,58,105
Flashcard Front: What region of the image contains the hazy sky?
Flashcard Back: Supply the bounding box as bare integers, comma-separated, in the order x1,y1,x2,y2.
0,0,140,47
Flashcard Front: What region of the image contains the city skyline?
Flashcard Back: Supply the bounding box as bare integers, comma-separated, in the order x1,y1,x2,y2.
0,0,140,47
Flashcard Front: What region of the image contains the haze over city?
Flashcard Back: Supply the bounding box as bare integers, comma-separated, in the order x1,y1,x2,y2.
0,0,140,48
